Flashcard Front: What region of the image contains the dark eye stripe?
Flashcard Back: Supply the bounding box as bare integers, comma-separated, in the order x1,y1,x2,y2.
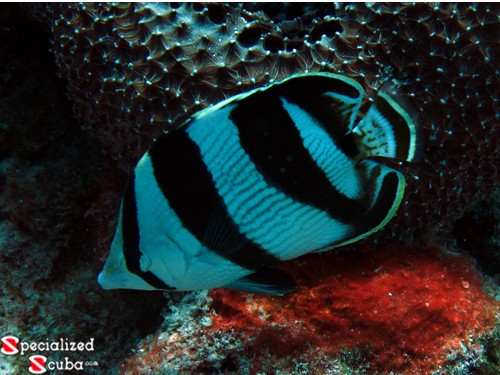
121,173,175,290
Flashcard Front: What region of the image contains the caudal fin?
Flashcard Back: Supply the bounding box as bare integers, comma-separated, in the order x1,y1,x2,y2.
353,87,423,162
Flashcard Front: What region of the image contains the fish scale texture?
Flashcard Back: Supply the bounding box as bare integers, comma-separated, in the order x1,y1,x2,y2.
32,2,499,246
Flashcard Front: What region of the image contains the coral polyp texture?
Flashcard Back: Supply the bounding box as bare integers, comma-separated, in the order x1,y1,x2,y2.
34,2,499,247
123,245,499,374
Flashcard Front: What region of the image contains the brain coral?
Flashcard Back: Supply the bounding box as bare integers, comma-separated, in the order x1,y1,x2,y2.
33,3,499,247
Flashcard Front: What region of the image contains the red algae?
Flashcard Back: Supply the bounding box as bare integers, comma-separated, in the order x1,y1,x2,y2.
208,245,499,373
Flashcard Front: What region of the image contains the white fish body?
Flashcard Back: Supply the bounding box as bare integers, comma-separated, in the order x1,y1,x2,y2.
98,73,422,295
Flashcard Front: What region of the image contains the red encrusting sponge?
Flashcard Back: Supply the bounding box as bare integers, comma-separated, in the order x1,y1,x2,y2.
209,244,499,373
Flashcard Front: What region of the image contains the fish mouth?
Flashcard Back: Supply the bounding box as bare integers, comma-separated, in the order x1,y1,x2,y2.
97,267,115,289
97,266,155,291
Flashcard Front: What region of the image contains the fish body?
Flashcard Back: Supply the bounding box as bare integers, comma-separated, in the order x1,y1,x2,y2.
98,73,422,295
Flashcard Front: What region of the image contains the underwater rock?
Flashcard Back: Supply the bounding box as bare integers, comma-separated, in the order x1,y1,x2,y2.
122,245,499,374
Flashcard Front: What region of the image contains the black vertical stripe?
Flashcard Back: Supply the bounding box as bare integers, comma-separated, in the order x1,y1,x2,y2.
276,75,360,158
229,90,366,224
122,173,175,290
358,171,400,234
122,174,140,261
148,130,279,270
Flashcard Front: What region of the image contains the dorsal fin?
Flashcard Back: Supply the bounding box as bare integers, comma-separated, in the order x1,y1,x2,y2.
275,73,364,158
192,72,363,128
278,73,364,131
353,85,423,162
194,73,365,158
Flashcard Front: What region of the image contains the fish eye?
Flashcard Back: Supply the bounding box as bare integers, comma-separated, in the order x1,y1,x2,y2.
139,254,152,272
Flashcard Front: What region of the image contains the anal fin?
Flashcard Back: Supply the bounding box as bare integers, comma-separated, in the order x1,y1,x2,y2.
226,268,296,296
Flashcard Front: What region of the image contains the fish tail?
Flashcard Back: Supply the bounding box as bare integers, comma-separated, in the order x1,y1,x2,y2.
353,85,424,163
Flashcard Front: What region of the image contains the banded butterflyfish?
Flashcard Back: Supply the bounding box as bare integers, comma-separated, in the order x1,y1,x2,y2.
98,73,422,296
